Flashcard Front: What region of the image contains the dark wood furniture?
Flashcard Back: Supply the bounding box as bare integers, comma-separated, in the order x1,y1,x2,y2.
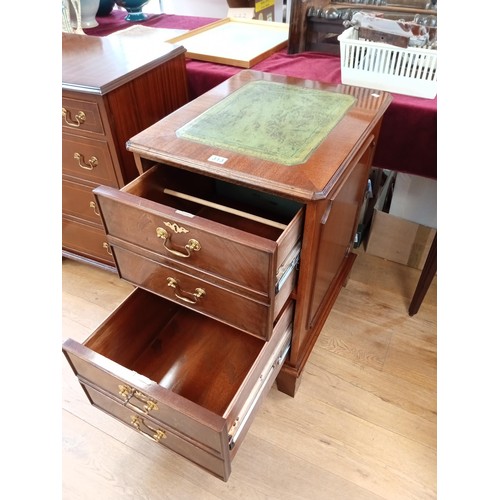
63,70,391,480
62,32,189,270
304,15,347,56
409,232,436,316
288,1,436,54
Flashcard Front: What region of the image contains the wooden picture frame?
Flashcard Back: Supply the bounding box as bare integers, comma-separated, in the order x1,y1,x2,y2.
167,18,289,68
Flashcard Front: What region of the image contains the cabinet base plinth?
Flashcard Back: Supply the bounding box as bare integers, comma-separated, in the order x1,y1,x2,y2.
276,364,303,397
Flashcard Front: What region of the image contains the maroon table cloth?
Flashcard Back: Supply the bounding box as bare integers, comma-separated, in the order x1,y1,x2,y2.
85,11,437,179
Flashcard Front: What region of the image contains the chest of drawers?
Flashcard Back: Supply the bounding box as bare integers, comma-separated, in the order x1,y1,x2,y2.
62,32,189,270
63,71,391,480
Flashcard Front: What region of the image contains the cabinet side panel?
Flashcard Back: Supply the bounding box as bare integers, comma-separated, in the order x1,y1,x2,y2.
104,56,189,185
306,148,373,328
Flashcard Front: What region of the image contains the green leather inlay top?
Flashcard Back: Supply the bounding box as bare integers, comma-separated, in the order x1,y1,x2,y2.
176,81,356,166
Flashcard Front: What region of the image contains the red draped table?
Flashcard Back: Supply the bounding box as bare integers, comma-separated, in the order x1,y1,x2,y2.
85,11,437,180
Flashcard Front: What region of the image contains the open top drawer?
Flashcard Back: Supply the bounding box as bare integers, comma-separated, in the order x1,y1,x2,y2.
93,164,304,298
63,287,293,481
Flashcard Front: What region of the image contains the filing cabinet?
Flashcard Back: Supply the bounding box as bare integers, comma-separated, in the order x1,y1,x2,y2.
63,70,391,480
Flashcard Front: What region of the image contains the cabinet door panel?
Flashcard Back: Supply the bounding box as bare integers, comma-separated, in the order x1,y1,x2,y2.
307,137,374,327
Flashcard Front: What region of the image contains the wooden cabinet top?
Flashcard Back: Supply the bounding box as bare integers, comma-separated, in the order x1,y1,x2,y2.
127,70,392,201
62,32,185,95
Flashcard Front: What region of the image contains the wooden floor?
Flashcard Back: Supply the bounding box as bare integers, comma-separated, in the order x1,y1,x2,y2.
62,247,437,499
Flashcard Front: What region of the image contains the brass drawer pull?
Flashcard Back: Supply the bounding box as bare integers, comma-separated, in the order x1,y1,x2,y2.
73,152,98,171
130,415,166,443
103,242,113,256
62,107,86,127
118,384,158,414
156,227,201,258
90,201,100,216
166,277,205,304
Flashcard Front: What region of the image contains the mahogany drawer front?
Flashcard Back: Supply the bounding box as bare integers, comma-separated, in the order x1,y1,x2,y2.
93,164,304,297
63,133,119,186
62,287,293,481
62,217,114,265
110,243,297,340
62,97,105,135
62,178,102,225
81,382,229,480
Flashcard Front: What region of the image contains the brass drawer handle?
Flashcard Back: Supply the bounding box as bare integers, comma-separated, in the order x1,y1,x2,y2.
62,107,86,127
156,227,201,258
130,415,166,443
118,384,158,414
166,277,205,305
73,152,98,171
90,201,100,216
103,242,113,256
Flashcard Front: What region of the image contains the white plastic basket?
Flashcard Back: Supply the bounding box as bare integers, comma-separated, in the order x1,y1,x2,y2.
338,27,437,99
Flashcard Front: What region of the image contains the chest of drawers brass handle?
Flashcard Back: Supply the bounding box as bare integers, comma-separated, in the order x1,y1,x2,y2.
103,242,113,256
90,201,100,216
62,107,86,127
73,152,98,171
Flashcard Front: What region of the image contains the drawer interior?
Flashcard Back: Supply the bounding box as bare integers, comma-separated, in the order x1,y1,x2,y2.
84,288,269,416
125,164,302,239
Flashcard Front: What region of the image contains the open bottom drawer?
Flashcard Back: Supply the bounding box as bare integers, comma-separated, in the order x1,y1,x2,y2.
63,287,293,481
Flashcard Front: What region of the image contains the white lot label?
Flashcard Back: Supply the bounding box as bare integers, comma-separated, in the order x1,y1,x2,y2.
208,155,228,164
